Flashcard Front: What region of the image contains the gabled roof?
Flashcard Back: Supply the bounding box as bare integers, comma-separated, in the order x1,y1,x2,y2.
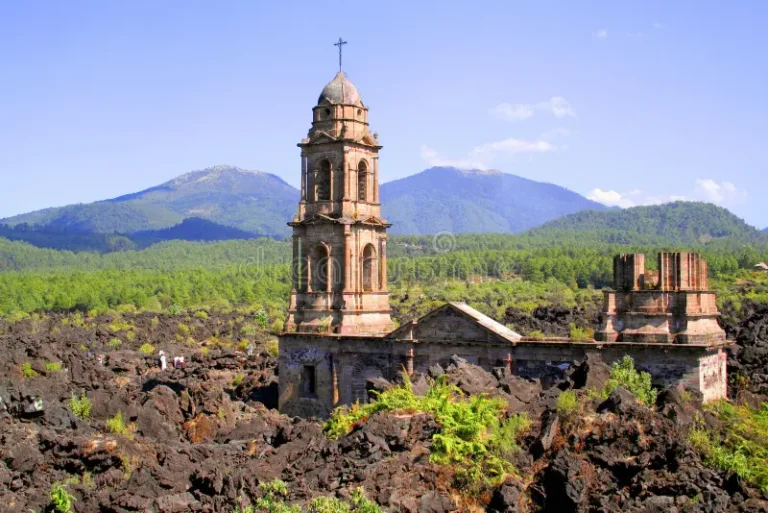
755,262,768,270
387,302,521,345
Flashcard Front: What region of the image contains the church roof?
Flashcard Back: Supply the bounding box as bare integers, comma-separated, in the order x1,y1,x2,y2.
318,72,364,107
387,302,522,345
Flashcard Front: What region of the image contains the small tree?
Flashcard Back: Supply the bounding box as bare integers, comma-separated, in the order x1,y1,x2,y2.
603,355,658,406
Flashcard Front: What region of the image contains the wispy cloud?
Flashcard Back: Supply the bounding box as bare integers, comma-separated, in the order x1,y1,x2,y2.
653,22,663,30
420,145,487,170
490,97,576,122
587,179,747,209
593,29,608,40
470,138,557,158
421,137,559,170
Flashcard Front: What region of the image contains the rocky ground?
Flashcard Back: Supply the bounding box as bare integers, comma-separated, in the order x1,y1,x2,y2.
1,306,767,512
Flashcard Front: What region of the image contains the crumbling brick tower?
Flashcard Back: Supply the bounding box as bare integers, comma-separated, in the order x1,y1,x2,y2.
285,72,395,335
596,252,726,344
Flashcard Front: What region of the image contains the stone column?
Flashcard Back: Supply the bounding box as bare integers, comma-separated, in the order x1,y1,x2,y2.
406,348,414,376
300,155,307,201
332,356,340,407
326,248,333,293
380,238,388,292
504,353,513,374
292,235,300,292
306,248,312,293
344,229,352,292
342,150,349,201
373,156,379,203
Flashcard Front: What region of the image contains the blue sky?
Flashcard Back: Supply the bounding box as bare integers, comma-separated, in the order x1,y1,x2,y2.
1,1,766,227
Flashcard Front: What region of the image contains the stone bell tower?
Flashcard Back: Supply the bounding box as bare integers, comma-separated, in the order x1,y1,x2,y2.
285,71,395,335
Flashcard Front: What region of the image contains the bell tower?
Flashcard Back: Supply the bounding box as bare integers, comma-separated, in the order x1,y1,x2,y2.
285,70,395,335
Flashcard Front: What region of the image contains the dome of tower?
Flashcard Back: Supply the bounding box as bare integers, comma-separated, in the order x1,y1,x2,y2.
317,72,364,107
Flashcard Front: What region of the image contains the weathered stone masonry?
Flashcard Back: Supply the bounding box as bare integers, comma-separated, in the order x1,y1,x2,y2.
277,71,731,418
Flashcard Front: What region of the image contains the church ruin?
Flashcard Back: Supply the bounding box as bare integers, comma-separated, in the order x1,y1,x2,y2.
278,69,730,418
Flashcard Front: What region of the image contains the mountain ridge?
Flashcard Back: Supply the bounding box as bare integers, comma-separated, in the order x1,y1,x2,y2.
530,201,767,244
381,166,607,235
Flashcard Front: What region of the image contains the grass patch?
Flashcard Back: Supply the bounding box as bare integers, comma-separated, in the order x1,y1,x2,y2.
21,362,39,378
232,373,245,387
49,482,76,513
689,401,768,492
603,355,657,406
69,393,92,419
233,480,383,513
138,343,155,355
45,361,63,372
108,338,122,348
556,390,579,420
569,323,594,340
265,339,279,358
106,411,132,436
324,374,530,494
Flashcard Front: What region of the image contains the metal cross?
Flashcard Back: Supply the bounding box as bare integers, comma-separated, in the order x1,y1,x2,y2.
334,37,347,72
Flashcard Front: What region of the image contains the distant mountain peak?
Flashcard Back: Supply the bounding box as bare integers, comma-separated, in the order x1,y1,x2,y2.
456,168,503,176
170,165,267,185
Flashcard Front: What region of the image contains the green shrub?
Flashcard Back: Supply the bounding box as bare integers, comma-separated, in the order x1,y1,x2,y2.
324,374,529,494
107,320,132,333
527,330,545,340
138,343,155,355
242,323,259,337
265,339,279,358
556,390,579,419
194,310,209,320
254,309,269,330
21,362,39,378
603,355,657,406
569,323,594,340
270,319,285,333
108,337,122,347
255,479,300,513
45,361,63,373
69,393,92,419
106,411,129,435
232,374,245,387
689,402,768,492
49,482,75,513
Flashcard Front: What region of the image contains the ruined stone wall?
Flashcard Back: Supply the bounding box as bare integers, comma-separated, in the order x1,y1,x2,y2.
279,333,729,418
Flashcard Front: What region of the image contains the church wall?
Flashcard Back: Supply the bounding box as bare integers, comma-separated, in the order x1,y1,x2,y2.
279,333,729,418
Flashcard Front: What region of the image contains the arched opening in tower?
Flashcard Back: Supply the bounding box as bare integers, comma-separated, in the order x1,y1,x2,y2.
311,244,330,292
363,243,377,292
316,159,331,201
357,160,368,202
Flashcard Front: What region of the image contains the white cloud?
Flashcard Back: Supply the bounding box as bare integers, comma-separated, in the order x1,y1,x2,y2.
588,188,636,208
587,179,747,209
593,29,608,39
421,137,558,170
420,145,487,170
693,178,746,204
653,22,663,30
490,103,535,121
490,97,576,122
471,138,557,157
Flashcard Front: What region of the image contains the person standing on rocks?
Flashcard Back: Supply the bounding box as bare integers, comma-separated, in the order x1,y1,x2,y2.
159,350,167,371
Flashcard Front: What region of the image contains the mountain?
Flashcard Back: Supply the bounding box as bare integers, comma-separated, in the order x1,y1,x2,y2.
380,167,607,235
530,201,767,244
1,166,298,238
764,227,768,233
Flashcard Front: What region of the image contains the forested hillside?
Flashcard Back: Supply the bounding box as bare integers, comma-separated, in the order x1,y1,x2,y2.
531,201,766,244
0,166,298,238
